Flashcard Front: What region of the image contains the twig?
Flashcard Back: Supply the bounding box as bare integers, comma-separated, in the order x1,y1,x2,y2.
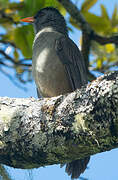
0,50,32,67
57,0,92,33
92,33,118,45
0,67,27,91
0,40,17,48
0,50,15,63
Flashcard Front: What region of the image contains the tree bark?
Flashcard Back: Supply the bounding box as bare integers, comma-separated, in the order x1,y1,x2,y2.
0,71,118,169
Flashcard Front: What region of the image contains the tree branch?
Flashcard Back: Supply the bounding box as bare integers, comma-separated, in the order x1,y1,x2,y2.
0,71,118,169
57,0,118,45
0,40,17,49
57,0,92,33
0,50,15,63
57,0,118,81
0,50,32,67
92,33,118,45
0,67,28,91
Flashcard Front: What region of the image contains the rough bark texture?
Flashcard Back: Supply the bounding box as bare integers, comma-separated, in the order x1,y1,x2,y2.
0,71,118,169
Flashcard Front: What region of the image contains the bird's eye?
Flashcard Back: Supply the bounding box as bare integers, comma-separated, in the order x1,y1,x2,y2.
39,12,45,17
34,12,45,19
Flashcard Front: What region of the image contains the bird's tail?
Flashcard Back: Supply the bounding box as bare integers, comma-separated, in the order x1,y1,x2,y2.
61,157,90,179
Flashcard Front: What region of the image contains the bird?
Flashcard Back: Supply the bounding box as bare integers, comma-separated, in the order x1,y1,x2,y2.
21,7,90,179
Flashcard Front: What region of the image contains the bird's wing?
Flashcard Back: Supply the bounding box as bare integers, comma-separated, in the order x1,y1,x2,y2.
55,36,87,91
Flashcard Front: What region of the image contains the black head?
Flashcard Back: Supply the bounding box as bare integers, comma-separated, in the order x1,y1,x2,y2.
33,7,68,35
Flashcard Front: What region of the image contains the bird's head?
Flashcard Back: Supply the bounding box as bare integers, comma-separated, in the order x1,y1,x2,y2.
20,7,68,35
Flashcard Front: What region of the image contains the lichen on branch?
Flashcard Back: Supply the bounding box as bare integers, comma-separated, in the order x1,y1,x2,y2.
0,72,118,169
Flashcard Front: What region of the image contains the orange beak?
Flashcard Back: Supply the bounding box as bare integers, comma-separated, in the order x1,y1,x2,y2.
20,17,34,23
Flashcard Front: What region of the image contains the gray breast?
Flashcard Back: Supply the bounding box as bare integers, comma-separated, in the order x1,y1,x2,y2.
32,30,72,97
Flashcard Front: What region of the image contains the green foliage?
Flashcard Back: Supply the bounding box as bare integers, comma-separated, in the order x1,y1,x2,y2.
0,0,66,58
0,0,68,84
81,2,118,72
81,0,98,12
111,6,118,27
19,0,66,17
82,11,111,33
0,0,9,8
0,0,118,83
14,26,34,58
19,0,46,17
13,49,19,61
100,4,109,20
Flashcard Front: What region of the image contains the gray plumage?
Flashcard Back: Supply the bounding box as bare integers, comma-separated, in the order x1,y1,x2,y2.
32,27,87,97
30,7,89,179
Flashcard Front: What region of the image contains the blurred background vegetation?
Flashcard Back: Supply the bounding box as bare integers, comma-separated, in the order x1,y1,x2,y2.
0,0,118,88
0,0,118,179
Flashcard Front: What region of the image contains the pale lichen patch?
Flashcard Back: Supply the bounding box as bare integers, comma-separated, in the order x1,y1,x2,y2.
73,113,87,132
0,140,5,149
0,106,15,136
0,106,14,123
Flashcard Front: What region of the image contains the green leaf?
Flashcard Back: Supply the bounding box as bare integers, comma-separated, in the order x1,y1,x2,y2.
45,0,57,7
100,4,109,20
81,0,98,12
15,66,24,74
14,25,34,58
0,0,9,9
8,2,24,11
46,0,67,16
83,11,111,33
19,0,46,17
19,0,66,17
97,58,102,69
56,2,66,16
111,6,118,27
14,49,19,61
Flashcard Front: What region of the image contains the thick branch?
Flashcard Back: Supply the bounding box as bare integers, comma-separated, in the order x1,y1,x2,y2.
0,72,118,169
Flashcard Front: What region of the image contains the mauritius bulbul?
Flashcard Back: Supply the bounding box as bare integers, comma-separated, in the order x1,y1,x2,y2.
21,7,89,179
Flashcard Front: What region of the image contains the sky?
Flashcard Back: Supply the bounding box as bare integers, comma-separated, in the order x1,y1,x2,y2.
0,0,118,180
